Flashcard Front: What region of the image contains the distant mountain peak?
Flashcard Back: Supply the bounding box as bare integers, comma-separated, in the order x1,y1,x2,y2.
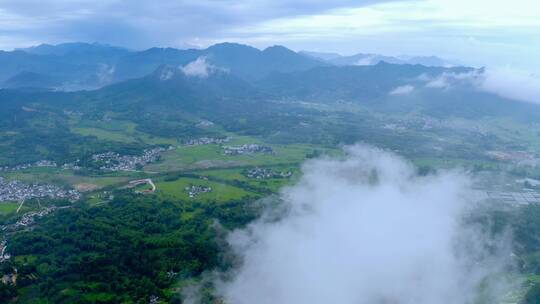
1,41,327,90
303,49,455,67
3,71,60,90
263,45,294,53
20,42,129,56
207,42,260,53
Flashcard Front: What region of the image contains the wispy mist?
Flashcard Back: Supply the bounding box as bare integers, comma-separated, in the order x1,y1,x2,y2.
389,84,415,95
212,145,512,304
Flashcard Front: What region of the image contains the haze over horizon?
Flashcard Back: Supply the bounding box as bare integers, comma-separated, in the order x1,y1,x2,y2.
0,0,538,72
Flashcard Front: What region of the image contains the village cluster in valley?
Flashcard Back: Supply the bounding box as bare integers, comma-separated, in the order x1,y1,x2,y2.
0,177,80,203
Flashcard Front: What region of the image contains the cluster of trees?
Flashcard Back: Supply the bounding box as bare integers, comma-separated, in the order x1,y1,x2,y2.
0,98,149,167
3,192,260,303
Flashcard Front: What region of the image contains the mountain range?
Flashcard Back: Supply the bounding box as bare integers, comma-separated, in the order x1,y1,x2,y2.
2,40,540,197
1,42,458,91
0,42,323,90
2,41,539,130
301,51,455,67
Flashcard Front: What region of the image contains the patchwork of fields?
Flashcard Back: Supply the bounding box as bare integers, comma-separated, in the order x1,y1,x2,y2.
0,115,334,221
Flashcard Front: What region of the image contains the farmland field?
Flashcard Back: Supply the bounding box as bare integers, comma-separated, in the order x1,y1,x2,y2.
155,176,257,202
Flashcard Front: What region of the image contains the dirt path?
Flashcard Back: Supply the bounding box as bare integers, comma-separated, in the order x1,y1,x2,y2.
128,178,156,193
16,200,25,213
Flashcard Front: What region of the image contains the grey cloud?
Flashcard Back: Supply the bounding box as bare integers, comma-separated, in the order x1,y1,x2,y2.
0,0,396,49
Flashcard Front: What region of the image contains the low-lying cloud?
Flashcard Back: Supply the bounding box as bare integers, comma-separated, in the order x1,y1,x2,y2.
213,145,512,304
422,68,540,104
481,68,540,104
422,71,478,89
389,84,415,95
180,57,219,78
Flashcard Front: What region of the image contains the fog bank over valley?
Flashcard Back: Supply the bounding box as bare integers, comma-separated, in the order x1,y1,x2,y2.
214,146,514,304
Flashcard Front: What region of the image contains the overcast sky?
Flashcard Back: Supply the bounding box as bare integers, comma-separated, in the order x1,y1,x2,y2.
0,0,538,70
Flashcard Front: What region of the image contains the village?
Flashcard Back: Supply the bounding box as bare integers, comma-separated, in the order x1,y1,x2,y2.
0,240,9,263
0,160,58,172
183,136,231,146
244,167,293,179
195,120,214,128
0,159,84,173
91,147,169,172
0,177,81,203
0,147,169,173
223,144,273,155
185,185,212,198
0,204,71,276
9,206,70,230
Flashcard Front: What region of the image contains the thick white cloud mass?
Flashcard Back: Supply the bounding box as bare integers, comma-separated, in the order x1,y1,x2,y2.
214,146,511,304
481,68,540,104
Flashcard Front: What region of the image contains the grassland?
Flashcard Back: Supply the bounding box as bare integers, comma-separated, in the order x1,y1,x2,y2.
144,139,334,173
71,127,137,143
0,129,333,207
2,169,134,190
154,177,256,202
7,112,534,213
484,117,540,152
201,166,300,192
0,202,22,215
70,118,178,145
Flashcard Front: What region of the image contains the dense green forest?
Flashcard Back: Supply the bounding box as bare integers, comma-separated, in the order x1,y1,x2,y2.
6,193,540,303
2,191,260,303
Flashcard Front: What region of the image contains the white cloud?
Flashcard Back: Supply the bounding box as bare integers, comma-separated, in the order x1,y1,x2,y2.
425,75,450,89
0,0,538,74
422,69,540,104
214,145,512,304
354,55,376,65
159,68,174,81
180,57,217,78
236,0,540,71
481,68,540,104
423,71,480,89
389,84,414,95
96,63,115,84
